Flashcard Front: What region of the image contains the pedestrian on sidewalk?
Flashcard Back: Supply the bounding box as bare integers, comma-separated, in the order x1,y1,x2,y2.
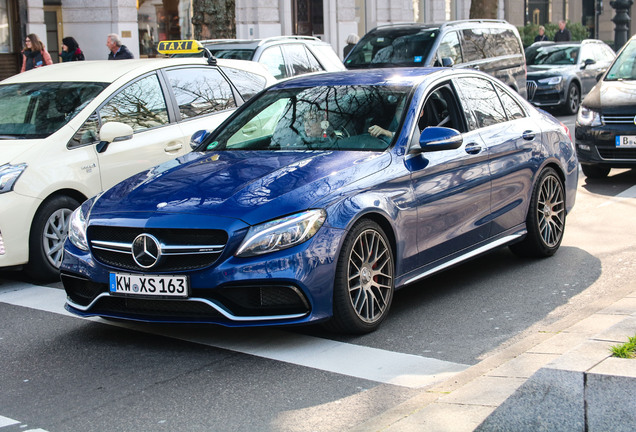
60,37,85,62
20,33,53,73
554,20,571,42
106,33,134,60
534,26,548,42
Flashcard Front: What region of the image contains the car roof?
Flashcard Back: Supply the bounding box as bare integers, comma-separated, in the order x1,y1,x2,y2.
201,36,328,50
369,19,515,33
268,67,445,89
1,57,272,84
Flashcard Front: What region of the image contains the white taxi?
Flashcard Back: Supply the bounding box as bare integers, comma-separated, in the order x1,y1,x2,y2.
0,43,276,280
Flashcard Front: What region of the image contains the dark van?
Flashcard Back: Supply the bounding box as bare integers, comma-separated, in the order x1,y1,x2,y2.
345,19,527,98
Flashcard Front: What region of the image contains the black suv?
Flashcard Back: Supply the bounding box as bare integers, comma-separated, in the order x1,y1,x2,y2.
178,36,345,80
344,20,527,98
576,34,636,178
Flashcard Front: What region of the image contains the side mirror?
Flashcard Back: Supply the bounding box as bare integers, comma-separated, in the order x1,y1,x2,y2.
441,57,454,67
581,58,596,69
409,127,463,154
190,129,212,150
96,122,133,153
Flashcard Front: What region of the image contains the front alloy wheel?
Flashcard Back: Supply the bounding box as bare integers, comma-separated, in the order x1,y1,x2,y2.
327,220,394,334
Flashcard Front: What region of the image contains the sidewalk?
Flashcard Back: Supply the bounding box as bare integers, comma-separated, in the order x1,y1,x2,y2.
349,287,636,432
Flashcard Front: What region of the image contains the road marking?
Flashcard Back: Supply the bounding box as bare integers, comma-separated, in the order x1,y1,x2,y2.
0,283,468,389
598,185,636,207
0,415,19,427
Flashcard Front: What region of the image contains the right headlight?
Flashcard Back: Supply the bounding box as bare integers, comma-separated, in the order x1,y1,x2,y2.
0,163,27,194
68,198,95,251
576,107,602,127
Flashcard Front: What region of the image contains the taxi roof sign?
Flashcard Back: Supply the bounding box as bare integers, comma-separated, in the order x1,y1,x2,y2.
157,40,203,55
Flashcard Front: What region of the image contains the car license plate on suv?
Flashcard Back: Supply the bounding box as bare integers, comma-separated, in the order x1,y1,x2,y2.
616,136,636,148
109,273,189,297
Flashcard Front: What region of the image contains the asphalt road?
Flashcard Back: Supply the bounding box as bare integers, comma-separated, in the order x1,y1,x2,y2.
2,113,636,432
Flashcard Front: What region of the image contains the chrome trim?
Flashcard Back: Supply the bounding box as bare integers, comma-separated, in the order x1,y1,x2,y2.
601,115,636,124
91,240,225,255
66,294,308,322
404,233,525,285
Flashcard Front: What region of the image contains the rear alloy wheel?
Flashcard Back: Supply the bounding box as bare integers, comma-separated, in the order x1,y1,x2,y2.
25,196,80,281
326,220,394,334
564,83,580,115
510,168,566,257
581,164,611,179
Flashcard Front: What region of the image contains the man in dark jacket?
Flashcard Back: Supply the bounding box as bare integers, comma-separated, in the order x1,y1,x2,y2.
554,20,571,42
106,33,134,60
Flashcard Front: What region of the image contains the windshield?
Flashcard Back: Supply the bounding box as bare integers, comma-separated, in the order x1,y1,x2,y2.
345,28,438,68
605,39,636,81
526,44,580,65
0,82,107,139
206,84,410,152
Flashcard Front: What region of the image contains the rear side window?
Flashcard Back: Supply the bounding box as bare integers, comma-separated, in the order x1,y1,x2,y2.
461,28,521,61
259,46,287,79
165,67,237,120
455,77,507,129
283,44,323,76
222,67,267,100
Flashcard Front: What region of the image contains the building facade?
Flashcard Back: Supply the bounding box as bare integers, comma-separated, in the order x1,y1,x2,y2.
0,0,633,79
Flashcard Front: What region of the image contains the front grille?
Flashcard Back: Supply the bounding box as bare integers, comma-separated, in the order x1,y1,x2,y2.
208,284,310,316
526,81,537,100
602,114,636,125
62,273,107,306
598,147,636,160
87,226,228,272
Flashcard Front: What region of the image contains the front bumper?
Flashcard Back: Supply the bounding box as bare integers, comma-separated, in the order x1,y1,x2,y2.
527,81,566,108
0,192,41,268
575,122,636,168
61,224,345,327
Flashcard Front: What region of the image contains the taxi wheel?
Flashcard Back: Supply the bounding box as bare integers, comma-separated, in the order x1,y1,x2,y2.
326,219,394,334
25,196,80,282
564,83,580,115
510,168,565,258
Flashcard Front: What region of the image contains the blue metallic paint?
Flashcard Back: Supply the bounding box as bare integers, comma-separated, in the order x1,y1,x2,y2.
61,68,578,330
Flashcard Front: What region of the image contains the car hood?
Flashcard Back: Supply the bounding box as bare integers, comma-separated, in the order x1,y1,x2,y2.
527,65,575,77
91,150,391,225
0,140,40,165
581,79,636,112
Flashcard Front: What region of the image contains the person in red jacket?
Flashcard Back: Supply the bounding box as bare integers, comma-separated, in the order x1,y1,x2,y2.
20,33,53,72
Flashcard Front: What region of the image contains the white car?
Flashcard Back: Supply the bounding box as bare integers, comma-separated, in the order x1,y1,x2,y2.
0,55,276,280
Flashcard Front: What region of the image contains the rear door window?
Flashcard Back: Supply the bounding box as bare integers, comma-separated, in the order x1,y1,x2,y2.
259,46,287,79
436,31,462,65
283,44,323,76
455,77,507,129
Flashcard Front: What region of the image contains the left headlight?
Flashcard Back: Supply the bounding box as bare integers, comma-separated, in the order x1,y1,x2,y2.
236,209,327,257
576,106,603,127
0,163,27,194
538,76,562,86
68,199,92,251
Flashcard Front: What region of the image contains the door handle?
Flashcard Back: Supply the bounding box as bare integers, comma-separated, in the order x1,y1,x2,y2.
522,130,536,140
164,143,183,153
465,143,482,154
242,126,257,134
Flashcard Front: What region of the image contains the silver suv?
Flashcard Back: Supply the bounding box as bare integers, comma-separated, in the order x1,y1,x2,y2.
177,36,345,80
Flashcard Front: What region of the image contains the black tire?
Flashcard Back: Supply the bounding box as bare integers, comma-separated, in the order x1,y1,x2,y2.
564,83,580,115
510,168,566,258
325,219,394,334
581,164,610,179
25,195,81,282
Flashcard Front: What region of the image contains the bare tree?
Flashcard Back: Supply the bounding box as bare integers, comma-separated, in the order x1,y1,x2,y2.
469,0,498,19
192,0,236,39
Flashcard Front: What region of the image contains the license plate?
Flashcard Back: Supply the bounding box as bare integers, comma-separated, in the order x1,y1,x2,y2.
616,135,636,148
109,273,189,297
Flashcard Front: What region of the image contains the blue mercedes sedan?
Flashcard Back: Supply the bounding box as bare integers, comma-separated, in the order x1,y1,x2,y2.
61,68,578,334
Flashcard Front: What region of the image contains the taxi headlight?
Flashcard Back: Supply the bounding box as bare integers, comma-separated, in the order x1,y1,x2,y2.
0,163,27,194
236,209,326,257
68,201,91,251
576,107,602,127
538,76,562,86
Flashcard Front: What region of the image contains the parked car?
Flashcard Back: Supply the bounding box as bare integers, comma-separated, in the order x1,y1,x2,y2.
0,49,276,280
61,67,578,334
525,40,616,115
172,36,345,80
575,34,636,178
344,20,527,98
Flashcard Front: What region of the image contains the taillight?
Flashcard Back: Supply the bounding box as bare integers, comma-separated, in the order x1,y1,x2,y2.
560,122,572,141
